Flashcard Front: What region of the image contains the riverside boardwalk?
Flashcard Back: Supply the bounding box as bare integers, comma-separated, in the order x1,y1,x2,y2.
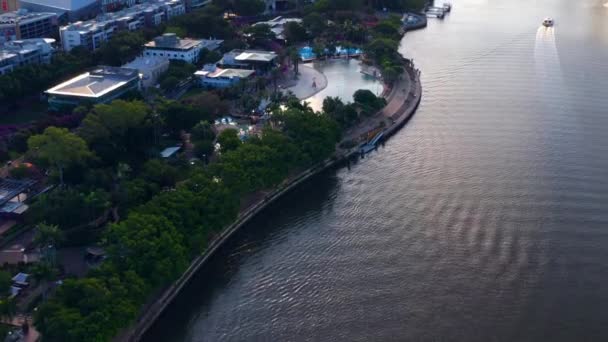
341,58,421,153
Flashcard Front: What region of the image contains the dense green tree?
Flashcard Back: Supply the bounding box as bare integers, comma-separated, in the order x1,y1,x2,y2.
303,12,328,37
217,129,242,153
0,271,11,296
27,127,92,185
158,100,213,133
140,159,179,188
284,21,309,44
29,188,110,230
182,91,228,117
244,24,276,46
94,31,146,66
191,121,216,141
107,213,188,286
79,100,152,164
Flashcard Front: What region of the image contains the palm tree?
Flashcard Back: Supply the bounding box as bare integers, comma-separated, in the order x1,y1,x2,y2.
270,68,282,94
287,47,300,78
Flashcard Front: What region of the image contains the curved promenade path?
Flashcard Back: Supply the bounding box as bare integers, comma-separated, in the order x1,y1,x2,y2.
119,60,422,342
281,63,329,100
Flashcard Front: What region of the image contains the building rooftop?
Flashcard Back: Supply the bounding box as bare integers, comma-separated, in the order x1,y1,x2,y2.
18,0,95,11
233,49,277,62
123,55,169,70
145,33,202,50
253,16,302,39
0,10,56,25
0,51,18,62
60,0,183,33
46,66,139,98
195,67,255,79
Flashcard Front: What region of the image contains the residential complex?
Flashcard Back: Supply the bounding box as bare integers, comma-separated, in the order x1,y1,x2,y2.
46,65,140,110
143,33,202,63
0,10,57,43
122,55,169,88
0,37,55,74
195,64,255,88
59,0,185,51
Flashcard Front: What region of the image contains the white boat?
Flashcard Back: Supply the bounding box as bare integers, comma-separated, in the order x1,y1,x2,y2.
443,3,452,12
542,17,554,27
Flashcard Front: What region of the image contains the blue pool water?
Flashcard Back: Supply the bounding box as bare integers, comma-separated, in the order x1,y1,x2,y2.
299,46,363,60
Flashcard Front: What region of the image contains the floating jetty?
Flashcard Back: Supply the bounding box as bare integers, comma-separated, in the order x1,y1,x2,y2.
360,131,384,154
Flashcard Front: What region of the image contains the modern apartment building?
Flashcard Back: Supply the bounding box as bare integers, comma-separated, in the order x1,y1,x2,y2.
0,37,55,74
59,0,185,51
0,10,57,43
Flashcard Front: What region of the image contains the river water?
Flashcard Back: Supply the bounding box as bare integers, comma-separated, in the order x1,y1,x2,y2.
146,0,608,340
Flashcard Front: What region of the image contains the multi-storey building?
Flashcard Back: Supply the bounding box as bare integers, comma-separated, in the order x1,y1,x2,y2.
0,37,55,74
59,0,185,51
19,0,100,22
143,33,202,63
0,10,57,43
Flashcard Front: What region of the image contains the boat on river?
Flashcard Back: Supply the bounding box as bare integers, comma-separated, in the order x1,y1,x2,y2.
542,17,554,27
443,3,452,12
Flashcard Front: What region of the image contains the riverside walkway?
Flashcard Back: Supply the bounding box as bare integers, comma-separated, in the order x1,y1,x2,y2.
342,58,421,150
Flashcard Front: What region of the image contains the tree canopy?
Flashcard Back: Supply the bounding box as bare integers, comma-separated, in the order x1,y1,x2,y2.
27,127,92,185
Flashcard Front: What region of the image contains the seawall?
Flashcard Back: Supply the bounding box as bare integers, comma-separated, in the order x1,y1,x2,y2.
121,60,423,342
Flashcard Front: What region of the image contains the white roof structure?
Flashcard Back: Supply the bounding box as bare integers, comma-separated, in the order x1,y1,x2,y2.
195,68,255,79
160,146,181,158
234,50,277,62
253,16,302,39
46,66,139,98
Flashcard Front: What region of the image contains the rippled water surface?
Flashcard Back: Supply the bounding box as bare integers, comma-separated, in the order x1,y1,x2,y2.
147,0,608,340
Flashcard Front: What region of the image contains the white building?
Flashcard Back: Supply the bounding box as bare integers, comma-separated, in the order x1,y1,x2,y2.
0,38,55,75
123,55,169,88
194,64,255,88
143,33,202,63
46,66,140,110
59,0,185,51
219,49,278,73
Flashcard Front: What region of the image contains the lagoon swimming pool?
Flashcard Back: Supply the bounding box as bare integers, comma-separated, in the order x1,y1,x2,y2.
299,46,363,61
305,59,383,112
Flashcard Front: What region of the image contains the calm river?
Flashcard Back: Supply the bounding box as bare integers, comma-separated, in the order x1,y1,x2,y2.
147,0,608,340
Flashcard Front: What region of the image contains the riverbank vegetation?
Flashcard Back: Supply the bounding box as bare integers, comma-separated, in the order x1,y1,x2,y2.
31,97,341,340
0,0,418,340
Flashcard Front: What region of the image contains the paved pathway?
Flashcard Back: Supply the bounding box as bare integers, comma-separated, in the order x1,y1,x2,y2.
281,64,328,100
